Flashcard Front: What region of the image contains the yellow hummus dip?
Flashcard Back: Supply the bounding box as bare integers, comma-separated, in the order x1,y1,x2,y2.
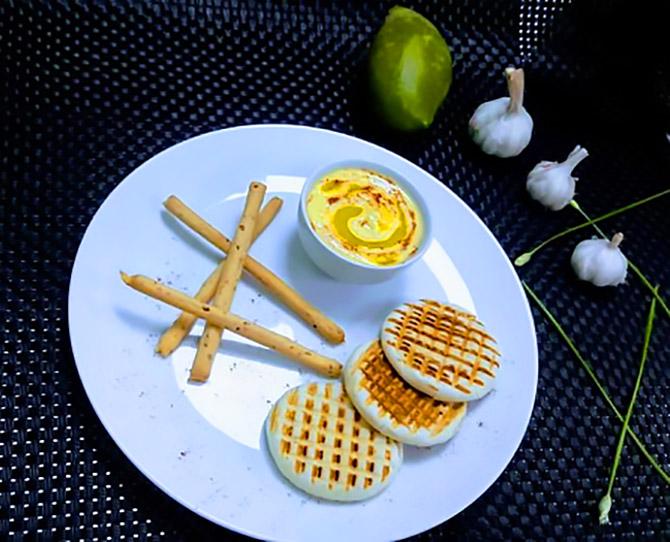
306,167,424,266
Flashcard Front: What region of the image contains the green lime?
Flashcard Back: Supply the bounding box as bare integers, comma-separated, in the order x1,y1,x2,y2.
368,6,453,131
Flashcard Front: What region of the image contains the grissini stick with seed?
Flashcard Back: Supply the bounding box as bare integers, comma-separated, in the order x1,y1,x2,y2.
156,196,283,357
190,181,266,382
164,195,345,344
121,272,342,378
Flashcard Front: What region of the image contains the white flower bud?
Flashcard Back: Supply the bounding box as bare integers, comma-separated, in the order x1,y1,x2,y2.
598,494,612,525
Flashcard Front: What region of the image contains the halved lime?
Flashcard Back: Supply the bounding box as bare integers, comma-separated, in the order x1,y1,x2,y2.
369,6,453,131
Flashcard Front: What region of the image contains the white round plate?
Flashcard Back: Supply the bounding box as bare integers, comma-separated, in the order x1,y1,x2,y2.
69,125,537,541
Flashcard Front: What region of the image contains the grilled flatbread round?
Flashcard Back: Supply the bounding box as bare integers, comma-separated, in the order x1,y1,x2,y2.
265,381,403,501
343,340,467,447
381,299,500,402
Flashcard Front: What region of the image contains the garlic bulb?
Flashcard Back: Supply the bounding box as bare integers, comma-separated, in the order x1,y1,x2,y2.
571,233,628,287
469,67,533,157
526,145,589,210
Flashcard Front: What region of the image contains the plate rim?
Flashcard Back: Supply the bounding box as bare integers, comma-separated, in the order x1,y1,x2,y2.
68,123,538,540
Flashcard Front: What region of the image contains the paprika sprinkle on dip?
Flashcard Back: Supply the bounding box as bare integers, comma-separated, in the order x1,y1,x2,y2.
306,167,424,266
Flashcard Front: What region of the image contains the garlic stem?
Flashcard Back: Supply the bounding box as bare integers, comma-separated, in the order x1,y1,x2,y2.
513,188,670,267
505,67,525,113
565,145,589,171
600,289,658,524
609,232,624,248
523,282,670,485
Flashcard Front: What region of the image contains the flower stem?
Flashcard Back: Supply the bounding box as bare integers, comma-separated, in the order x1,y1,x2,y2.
513,188,670,267
570,200,670,319
523,282,670,485
599,288,658,524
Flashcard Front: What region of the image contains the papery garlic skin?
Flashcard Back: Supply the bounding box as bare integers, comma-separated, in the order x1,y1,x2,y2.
470,98,533,157
469,68,533,157
571,233,628,287
527,146,589,210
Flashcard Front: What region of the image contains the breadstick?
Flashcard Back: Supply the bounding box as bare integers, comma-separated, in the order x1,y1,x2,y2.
164,195,345,344
190,182,266,382
121,273,342,377
156,196,283,357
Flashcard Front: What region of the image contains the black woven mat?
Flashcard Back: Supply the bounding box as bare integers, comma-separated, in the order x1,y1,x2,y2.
2,1,669,540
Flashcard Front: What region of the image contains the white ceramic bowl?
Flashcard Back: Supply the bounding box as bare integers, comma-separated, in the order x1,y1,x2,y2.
297,160,433,283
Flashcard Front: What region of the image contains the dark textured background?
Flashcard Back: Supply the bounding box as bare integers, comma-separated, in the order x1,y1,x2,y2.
1,1,669,540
